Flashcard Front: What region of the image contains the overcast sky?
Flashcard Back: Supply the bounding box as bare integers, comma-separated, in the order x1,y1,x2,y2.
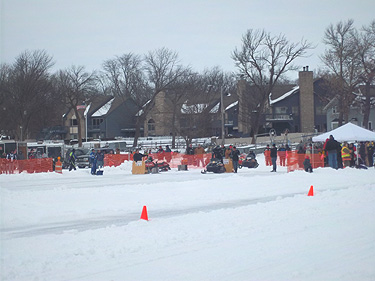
1,0,374,80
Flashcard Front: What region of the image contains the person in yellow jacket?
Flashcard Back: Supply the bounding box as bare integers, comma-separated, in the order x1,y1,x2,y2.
341,142,351,167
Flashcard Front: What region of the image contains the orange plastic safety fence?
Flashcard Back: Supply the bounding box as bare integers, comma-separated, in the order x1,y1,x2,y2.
0,158,53,174
104,154,131,167
263,151,289,167
286,151,324,172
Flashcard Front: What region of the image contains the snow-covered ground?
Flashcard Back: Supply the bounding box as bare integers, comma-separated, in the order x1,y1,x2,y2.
1,155,375,281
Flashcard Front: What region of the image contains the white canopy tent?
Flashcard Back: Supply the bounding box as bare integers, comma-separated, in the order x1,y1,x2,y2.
312,122,375,143
312,122,375,167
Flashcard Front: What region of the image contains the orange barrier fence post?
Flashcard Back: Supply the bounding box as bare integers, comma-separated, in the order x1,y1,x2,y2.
55,157,63,174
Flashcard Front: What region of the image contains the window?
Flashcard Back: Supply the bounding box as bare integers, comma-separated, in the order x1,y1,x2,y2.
332,106,338,114
148,119,155,133
70,119,78,126
92,118,103,126
275,107,288,114
369,121,373,131
292,106,299,115
331,121,339,129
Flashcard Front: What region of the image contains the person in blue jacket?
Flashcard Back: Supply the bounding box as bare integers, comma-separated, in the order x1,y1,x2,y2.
90,149,97,175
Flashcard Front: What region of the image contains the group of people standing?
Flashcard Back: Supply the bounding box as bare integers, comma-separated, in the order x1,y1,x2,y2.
264,144,279,172
212,144,241,172
324,135,374,169
88,149,105,174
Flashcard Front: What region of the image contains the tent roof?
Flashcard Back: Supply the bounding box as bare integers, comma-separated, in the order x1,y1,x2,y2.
312,122,375,142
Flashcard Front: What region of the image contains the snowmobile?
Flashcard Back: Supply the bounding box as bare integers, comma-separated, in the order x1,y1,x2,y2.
201,158,226,174
239,153,259,169
145,156,171,173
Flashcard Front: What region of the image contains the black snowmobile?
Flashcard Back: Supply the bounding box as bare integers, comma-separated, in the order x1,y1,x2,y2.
145,156,171,173
201,158,226,174
239,152,259,169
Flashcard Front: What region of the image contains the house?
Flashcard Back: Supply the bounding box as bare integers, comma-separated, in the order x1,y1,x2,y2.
142,91,238,139
236,68,329,136
324,86,375,131
62,96,140,141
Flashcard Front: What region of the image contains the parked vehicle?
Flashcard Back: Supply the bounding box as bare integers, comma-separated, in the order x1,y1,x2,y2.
63,148,89,169
76,148,114,169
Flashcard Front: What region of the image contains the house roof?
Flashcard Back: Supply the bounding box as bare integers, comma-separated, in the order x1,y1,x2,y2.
92,98,115,117
88,96,137,118
269,86,299,105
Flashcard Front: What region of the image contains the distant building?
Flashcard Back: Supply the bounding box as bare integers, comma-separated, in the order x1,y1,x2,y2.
236,68,328,136
324,86,375,131
62,96,140,141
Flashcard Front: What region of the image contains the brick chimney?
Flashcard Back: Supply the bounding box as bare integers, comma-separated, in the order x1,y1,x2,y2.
299,67,314,133
237,79,251,136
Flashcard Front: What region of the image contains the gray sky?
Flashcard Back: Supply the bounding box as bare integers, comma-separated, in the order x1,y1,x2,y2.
1,0,374,80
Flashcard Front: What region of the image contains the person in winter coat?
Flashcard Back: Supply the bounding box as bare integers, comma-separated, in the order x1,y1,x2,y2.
89,149,97,175
69,149,76,171
186,144,194,155
367,142,374,167
264,145,271,166
270,144,278,172
96,150,104,169
341,142,351,167
156,146,164,161
348,143,356,167
325,135,340,169
133,149,146,162
303,155,313,173
230,146,241,173
165,145,172,163
89,149,96,166
212,145,223,163
225,147,232,159
194,144,205,167
6,150,17,161
278,144,286,166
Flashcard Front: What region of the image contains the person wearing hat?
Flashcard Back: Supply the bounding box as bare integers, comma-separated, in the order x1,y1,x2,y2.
303,155,313,173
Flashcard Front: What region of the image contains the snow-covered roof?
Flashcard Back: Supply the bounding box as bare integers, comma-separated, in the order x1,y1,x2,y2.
181,103,208,114
226,101,238,111
84,103,91,117
92,98,114,117
136,100,151,116
209,102,220,113
269,86,299,105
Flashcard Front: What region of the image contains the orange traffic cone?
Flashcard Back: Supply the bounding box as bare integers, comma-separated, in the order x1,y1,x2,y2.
308,185,314,196
140,206,149,221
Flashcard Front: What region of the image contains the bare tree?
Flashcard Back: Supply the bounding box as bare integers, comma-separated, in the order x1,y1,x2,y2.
232,29,313,139
133,47,190,147
53,66,97,147
163,71,198,148
171,68,236,145
354,20,375,128
0,50,54,140
320,20,362,125
102,53,150,103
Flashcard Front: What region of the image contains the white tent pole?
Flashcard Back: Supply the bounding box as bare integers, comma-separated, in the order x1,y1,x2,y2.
355,142,359,167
